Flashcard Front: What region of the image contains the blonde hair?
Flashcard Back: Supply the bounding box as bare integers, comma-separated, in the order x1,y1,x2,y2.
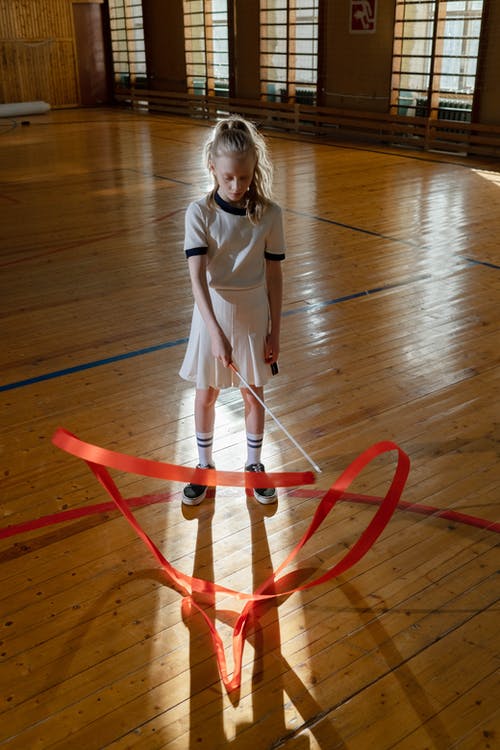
204,115,273,223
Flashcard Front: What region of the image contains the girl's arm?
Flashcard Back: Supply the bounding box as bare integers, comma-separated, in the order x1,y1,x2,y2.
187,254,233,367
265,259,283,365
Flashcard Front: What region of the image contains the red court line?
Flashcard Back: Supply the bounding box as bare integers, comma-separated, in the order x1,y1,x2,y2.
2,483,498,543
288,489,500,533
0,491,176,540
0,193,20,204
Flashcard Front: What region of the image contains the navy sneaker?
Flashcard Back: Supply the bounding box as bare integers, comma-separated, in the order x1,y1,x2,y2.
245,462,277,504
182,463,214,506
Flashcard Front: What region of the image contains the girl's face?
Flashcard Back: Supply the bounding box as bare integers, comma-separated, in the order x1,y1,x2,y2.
210,151,256,205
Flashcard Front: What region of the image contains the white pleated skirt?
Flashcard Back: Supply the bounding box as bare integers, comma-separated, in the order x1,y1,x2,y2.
179,285,271,389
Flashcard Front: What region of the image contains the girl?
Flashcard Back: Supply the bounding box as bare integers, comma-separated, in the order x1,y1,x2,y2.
179,115,285,506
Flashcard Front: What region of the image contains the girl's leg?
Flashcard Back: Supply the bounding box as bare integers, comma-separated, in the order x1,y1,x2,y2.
194,387,219,466
241,385,265,466
183,387,219,506
241,385,276,503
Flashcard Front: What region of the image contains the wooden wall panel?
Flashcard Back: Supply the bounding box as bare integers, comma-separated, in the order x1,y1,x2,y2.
73,2,110,104
0,40,78,105
0,0,73,40
233,0,260,99
0,0,79,106
142,0,186,92
323,0,397,113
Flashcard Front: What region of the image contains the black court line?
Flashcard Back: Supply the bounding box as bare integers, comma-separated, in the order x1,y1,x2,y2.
125,168,193,186
284,207,419,247
282,273,431,317
465,257,500,270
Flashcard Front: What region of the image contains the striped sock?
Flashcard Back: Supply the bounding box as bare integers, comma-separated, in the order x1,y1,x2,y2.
246,432,263,466
196,432,214,466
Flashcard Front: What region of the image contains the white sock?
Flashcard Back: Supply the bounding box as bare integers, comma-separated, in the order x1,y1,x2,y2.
196,431,214,466
246,432,263,466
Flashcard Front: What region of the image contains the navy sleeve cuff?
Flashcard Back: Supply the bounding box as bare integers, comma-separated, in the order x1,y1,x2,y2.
185,246,208,258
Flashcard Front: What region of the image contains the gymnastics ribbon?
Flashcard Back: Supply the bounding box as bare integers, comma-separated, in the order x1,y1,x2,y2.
49,428,411,692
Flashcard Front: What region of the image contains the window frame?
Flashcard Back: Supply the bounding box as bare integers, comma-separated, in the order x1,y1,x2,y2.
391,0,487,121
183,0,232,97
260,0,320,105
108,0,146,88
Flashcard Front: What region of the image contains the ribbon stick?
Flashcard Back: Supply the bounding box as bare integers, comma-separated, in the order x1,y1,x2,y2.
229,363,322,474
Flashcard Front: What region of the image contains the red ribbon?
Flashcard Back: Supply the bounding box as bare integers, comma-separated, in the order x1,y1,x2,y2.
3,428,497,691
2,430,497,690
47,428,411,691
52,428,315,490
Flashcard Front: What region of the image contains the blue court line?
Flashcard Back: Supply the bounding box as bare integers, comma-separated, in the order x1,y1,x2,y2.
2,256,498,393
1,275,430,393
0,339,188,393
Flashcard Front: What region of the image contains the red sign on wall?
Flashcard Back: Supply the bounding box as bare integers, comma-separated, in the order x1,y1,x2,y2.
350,0,377,33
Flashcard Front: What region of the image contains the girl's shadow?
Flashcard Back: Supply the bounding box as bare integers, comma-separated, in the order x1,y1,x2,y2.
183,491,343,749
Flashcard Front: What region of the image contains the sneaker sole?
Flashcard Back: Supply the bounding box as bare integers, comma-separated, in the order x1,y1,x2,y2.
182,487,208,506
253,489,277,505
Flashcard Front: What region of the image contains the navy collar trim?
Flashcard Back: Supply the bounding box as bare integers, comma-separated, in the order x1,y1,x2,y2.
215,190,247,216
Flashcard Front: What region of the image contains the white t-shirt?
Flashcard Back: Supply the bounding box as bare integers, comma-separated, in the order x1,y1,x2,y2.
184,191,286,291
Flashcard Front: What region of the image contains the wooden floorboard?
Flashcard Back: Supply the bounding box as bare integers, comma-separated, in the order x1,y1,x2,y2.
0,108,499,749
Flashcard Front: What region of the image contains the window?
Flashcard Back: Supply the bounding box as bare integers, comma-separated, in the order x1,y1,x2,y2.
184,0,229,96
108,0,146,87
392,1,485,120
260,0,319,104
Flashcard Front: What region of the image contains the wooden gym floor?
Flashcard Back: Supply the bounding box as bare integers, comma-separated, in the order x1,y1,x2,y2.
0,108,499,749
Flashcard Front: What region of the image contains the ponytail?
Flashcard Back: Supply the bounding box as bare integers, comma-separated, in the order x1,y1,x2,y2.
204,115,274,223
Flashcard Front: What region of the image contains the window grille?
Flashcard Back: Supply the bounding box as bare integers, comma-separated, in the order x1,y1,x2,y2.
260,0,319,104
184,0,229,96
108,0,146,87
391,0,484,120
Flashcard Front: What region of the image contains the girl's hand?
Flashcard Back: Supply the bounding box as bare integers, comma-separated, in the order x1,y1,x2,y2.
265,332,279,365
211,329,233,368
